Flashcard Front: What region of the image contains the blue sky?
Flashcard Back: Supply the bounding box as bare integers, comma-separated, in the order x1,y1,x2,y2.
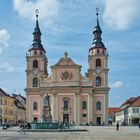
0,0,140,107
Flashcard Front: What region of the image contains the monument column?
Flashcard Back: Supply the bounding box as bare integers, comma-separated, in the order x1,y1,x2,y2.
42,94,52,122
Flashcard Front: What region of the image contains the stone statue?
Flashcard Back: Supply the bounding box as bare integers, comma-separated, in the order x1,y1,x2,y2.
42,94,52,123
44,94,49,107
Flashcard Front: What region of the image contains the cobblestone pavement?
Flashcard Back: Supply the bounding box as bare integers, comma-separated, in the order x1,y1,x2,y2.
0,126,140,140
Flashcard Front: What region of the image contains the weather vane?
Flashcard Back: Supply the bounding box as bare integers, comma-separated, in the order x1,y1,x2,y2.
35,9,39,17
96,8,99,16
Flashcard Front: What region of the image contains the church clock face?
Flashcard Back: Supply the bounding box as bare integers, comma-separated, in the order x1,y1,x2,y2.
32,68,39,76
96,67,101,73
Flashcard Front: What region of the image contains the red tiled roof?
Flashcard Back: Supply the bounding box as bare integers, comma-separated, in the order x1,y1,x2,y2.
121,97,137,106
121,96,140,107
108,107,121,115
130,97,140,107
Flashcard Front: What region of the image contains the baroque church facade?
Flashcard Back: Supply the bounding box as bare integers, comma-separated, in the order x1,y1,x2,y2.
25,11,109,125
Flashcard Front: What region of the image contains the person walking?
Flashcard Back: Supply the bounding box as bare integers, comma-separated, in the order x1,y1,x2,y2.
116,122,119,131
138,120,140,130
18,122,25,134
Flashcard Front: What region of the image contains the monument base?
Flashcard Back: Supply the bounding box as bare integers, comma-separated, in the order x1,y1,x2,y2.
31,122,59,129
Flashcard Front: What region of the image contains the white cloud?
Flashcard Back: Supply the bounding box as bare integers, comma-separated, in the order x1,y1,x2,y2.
103,0,140,30
0,62,24,73
0,29,11,46
0,29,11,54
13,0,59,27
0,62,15,72
111,81,125,88
113,96,121,100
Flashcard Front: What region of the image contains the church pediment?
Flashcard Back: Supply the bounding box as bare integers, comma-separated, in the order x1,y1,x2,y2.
47,52,82,83
51,52,81,68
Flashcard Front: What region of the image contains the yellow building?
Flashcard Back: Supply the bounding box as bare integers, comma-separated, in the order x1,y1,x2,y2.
0,88,15,126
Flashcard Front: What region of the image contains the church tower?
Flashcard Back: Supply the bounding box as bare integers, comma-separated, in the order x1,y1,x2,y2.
88,9,109,87
25,10,48,122
87,9,109,124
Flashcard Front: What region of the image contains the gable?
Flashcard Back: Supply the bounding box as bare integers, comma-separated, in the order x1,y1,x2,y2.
51,52,81,69
51,57,81,68
0,88,7,97
49,53,82,82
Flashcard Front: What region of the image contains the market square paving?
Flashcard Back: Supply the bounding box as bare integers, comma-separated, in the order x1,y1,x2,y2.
0,126,140,140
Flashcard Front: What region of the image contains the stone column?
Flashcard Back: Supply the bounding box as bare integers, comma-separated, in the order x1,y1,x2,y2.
88,93,93,123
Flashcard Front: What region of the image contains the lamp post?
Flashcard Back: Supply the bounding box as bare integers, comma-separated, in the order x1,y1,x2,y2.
0,115,2,126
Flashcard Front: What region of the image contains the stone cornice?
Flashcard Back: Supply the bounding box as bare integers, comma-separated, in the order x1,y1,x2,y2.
24,88,40,92
93,87,110,92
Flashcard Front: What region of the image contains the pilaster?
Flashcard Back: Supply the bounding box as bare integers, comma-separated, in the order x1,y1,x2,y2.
104,93,108,125
88,93,93,123
75,93,80,125
53,92,58,121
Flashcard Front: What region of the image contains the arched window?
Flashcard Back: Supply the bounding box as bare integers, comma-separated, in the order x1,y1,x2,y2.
34,51,37,55
97,49,100,54
96,76,101,86
96,59,101,67
82,101,87,109
96,101,101,110
33,78,38,87
64,100,68,110
33,101,38,110
33,60,38,68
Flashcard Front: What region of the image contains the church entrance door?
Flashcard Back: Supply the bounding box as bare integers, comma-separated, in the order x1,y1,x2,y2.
63,114,69,123
96,117,101,125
